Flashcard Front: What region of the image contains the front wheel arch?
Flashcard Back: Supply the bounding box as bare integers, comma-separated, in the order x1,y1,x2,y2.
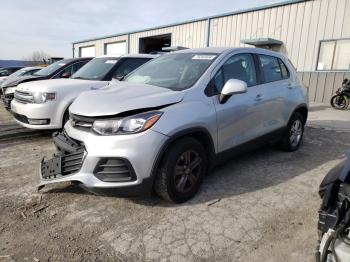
60,101,74,129
150,128,215,188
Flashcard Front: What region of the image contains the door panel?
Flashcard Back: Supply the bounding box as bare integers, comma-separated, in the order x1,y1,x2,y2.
257,55,291,134
214,86,264,152
213,53,264,152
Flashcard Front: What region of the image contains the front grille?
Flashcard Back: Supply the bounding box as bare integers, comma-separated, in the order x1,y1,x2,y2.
70,114,95,130
94,158,136,182
61,150,84,176
14,90,33,104
41,150,84,180
53,131,84,154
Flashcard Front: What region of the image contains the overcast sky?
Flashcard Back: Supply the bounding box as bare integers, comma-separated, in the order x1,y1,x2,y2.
0,0,283,60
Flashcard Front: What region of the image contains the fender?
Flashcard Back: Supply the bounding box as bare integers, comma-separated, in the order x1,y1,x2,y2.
149,127,216,185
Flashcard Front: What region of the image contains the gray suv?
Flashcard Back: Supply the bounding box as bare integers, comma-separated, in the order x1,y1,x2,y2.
39,47,308,203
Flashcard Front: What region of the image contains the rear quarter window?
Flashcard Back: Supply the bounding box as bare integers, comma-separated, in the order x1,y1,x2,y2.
278,59,290,79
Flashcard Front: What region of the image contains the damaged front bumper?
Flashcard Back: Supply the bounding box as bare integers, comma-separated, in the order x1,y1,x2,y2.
38,126,167,195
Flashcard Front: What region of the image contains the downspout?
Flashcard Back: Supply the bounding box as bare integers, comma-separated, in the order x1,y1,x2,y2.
127,33,130,54
206,18,211,47
72,45,75,58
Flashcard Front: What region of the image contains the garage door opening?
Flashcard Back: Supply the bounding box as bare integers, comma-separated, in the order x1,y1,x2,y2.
139,34,171,54
79,46,95,57
104,41,126,55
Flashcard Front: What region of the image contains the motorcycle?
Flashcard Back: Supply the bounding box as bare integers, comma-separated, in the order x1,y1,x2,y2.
316,149,350,262
330,79,350,110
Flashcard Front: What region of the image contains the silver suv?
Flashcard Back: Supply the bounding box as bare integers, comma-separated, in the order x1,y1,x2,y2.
39,47,308,203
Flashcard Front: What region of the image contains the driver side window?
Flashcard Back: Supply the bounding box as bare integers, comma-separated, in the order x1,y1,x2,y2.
54,65,74,78
213,53,257,92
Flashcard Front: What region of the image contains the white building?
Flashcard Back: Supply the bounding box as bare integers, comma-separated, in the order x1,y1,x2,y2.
73,0,350,103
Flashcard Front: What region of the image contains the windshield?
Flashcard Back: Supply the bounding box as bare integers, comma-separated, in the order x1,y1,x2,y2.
7,68,31,78
34,61,67,76
5,69,23,78
71,57,118,80
124,53,217,90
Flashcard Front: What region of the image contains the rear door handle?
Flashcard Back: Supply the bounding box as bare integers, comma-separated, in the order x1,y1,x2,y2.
255,94,264,101
287,83,293,89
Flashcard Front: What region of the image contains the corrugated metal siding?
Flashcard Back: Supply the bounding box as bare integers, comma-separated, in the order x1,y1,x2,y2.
297,72,350,103
72,0,350,103
74,0,349,70
209,0,350,72
128,20,207,54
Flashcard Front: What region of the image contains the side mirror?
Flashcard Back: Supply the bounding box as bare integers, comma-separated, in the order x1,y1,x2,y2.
61,72,71,78
114,75,124,81
113,72,128,81
219,79,247,104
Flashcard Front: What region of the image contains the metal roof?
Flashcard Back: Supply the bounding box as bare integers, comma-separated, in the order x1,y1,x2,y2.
73,0,308,45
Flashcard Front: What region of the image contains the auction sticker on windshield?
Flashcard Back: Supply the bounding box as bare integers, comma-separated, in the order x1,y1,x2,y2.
192,55,216,60
105,60,117,64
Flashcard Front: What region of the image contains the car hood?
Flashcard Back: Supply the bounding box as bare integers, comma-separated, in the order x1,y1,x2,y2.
69,81,184,117
1,75,44,88
16,78,106,93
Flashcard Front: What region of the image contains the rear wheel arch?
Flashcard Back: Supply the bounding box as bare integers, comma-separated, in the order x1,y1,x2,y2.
292,104,308,124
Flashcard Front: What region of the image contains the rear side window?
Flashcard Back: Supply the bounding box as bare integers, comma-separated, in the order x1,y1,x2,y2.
258,55,283,83
113,58,151,79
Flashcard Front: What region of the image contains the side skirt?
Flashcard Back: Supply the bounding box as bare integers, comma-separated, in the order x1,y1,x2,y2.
213,127,286,167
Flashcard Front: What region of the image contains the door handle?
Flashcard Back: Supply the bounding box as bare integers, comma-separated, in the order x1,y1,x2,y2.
287,83,293,89
255,94,264,101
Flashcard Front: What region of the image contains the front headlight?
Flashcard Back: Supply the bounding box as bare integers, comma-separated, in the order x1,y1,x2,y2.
32,92,56,104
92,111,163,135
4,87,16,95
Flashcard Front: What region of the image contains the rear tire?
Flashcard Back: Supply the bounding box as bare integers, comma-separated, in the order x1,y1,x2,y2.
331,94,349,110
154,137,207,203
279,112,304,152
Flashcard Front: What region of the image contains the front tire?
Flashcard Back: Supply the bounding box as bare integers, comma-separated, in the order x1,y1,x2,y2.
154,137,207,203
279,112,305,152
331,94,349,110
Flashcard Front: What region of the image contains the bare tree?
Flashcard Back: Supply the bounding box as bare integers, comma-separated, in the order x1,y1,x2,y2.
23,51,51,64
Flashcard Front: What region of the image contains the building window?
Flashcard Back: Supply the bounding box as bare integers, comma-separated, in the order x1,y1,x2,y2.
317,39,350,71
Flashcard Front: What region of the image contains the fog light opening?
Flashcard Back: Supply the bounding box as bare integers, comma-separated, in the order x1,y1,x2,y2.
28,119,50,125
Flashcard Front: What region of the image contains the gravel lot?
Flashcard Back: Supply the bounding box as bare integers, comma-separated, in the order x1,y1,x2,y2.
0,104,349,262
